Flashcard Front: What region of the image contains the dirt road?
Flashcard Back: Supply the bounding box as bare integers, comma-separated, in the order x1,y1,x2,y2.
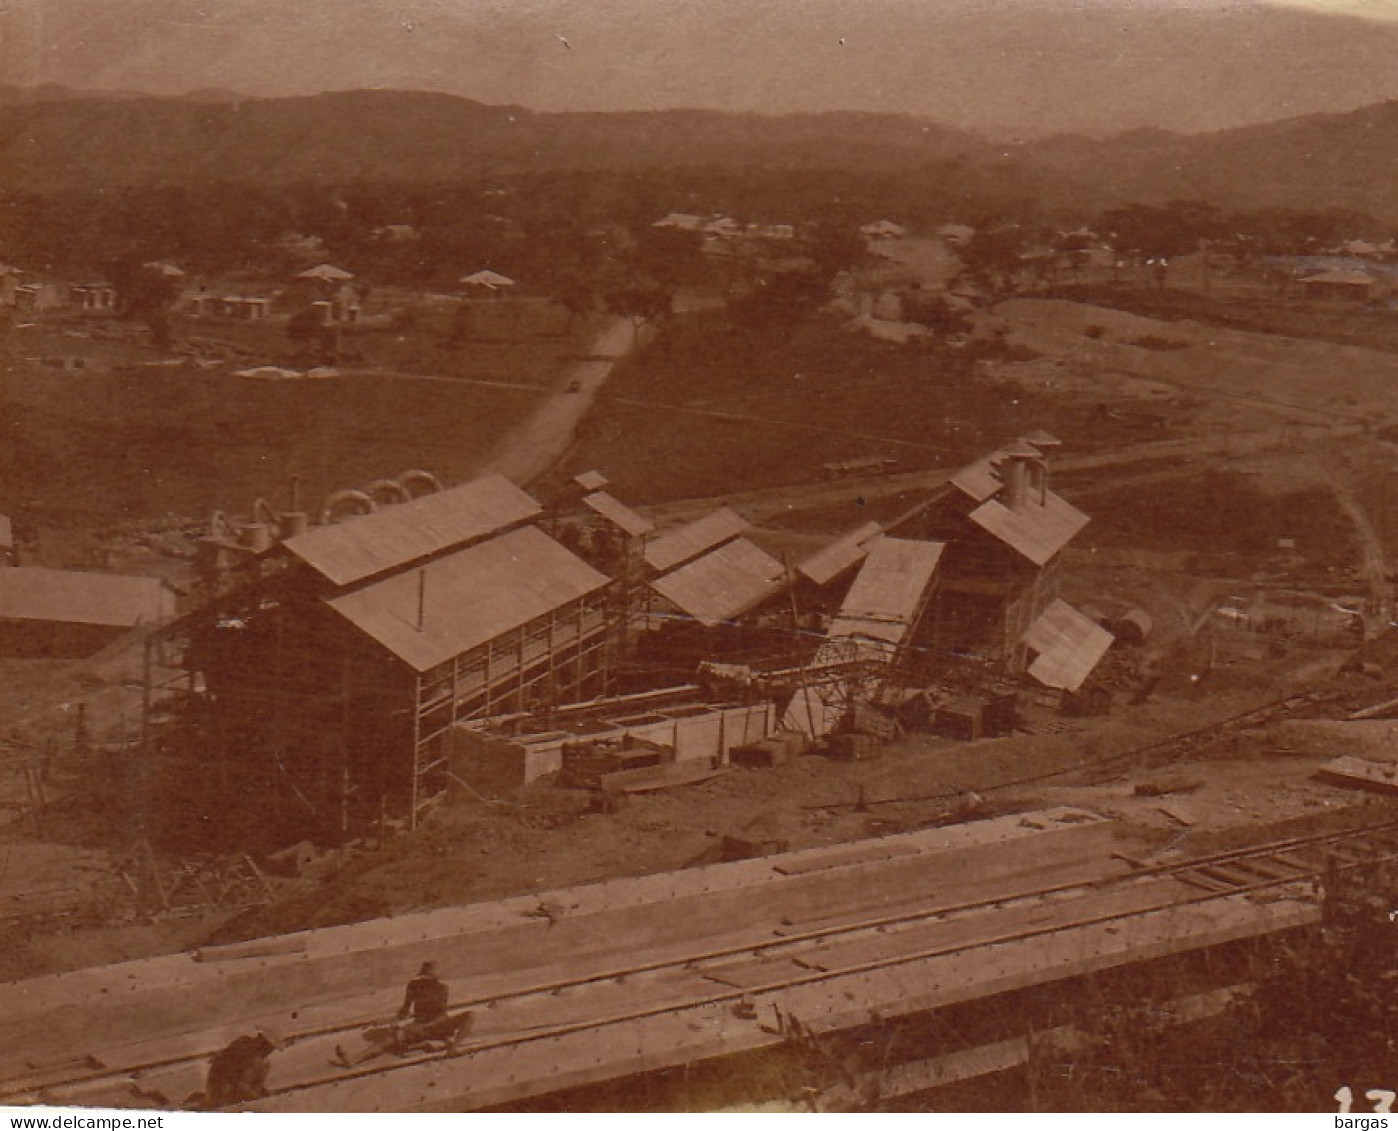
477,317,638,486
641,423,1359,531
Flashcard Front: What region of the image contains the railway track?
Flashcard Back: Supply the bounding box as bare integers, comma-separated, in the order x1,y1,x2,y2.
11,815,1398,1110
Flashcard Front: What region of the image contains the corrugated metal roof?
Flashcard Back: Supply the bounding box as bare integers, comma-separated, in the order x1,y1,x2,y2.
583,492,654,538
968,489,1089,567
827,537,944,646
644,508,748,573
0,567,174,628
325,526,609,672
283,474,541,588
650,538,786,627
797,522,883,586
1021,598,1114,692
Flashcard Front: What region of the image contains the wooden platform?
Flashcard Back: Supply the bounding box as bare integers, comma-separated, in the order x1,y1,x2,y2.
0,806,1318,1112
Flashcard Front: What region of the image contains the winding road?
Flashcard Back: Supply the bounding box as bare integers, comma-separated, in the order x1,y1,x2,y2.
477,316,638,486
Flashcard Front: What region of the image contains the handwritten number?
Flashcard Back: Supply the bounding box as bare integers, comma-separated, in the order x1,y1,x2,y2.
1368,1090,1396,1114
1337,1086,1354,1113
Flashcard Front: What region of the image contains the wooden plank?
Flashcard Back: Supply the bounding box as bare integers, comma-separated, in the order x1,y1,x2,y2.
1192,867,1249,888
773,841,921,876
772,891,941,936
1318,756,1398,795
1227,857,1302,882
1173,873,1235,894
700,957,811,990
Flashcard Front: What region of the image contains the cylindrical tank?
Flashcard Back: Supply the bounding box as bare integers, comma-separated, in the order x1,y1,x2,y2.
279,511,310,539
238,522,274,553
1111,607,1154,646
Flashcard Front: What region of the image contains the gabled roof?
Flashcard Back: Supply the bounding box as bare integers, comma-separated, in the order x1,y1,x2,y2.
968,490,1089,567
649,538,786,627
325,526,608,672
583,491,653,538
1021,429,1062,449
459,270,515,288
1021,598,1114,692
283,474,541,588
295,263,354,282
827,537,944,647
0,567,174,629
797,522,883,587
643,508,747,573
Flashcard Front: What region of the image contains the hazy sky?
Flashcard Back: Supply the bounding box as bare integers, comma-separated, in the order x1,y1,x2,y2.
5,0,1398,136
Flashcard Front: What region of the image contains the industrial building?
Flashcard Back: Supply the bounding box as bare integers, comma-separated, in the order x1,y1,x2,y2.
892,436,1092,675
154,474,618,837
141,435,1107,841
0,566,175,658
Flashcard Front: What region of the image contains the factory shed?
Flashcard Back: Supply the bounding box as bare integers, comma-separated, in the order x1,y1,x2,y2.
784,538,945,740
797,522,883,588
163,474,618,839
826,538,945,650
896,438,1091,670
644,508,748,573
0,567,174,657
282,473,541,587
1021,599,1114,692
650,538,787,627
326,527,609,672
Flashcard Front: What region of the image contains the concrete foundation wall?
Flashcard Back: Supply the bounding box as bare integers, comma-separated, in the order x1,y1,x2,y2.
452,702,774,791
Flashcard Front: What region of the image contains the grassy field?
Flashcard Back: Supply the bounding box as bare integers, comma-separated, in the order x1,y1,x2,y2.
1079,468,1357,573
1050,280,1398,356
0,303,597,540
561,310,1135,505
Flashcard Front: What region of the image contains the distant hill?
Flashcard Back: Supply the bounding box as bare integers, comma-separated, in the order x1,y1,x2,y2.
3,88,1398,223
0,83,149,105
0,89,996,193
1016,100,1398,221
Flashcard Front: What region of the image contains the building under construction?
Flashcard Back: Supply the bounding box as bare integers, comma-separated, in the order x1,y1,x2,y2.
148,474,618,839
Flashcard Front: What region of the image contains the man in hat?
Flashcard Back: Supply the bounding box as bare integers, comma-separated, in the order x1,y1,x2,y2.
334,961,470,1068
203,1028,281,1107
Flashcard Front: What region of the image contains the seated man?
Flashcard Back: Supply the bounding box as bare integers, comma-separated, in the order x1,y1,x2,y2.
335,961,471,1068
203,1029,281,1108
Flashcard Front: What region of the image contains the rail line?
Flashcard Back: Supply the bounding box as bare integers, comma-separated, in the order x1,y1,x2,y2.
10,815,1398,1108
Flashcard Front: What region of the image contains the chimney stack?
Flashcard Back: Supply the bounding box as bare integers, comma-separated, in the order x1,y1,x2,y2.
999,439,1044,513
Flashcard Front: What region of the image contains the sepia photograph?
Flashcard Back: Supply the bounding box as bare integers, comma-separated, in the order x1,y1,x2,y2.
3,0,1398,1115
